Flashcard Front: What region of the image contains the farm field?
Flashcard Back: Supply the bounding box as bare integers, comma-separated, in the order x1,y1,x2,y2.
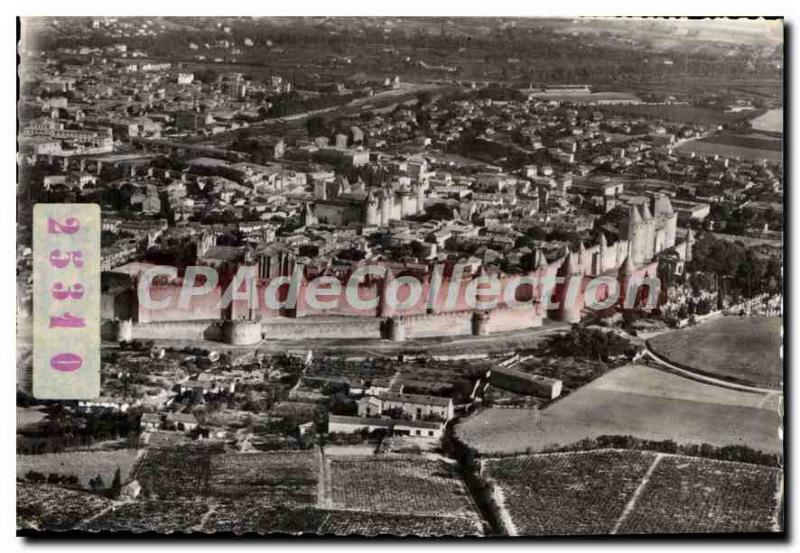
750,109,783,133
617,456,782,534
136,447,319,505
317,510,485,536
202,505,327,535
481,451,781,536
601,103,756,126
16,406,46,429
17,449,141,489
484,450,654,535
210,451,318,506
648,316,782,389
79,501,210,534
456,364,781,455
82,502,483,535
675,139,781,163
17,482,112,531
700,132,781,151
328,456,480,520
530,91,641,104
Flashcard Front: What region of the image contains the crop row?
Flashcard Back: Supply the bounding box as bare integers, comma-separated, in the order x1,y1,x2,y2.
329,456,479,519
484,450,655,535
618,456,781,534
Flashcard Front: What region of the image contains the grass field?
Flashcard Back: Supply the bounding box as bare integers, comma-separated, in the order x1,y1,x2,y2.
457,364,781,455
675,139,781,163
17,449,141,489
602,104,756,126
16,407,46,430
530,91,641,104
482,451,781,536
701,133,781,152
648,317,782,389
750,109,783,133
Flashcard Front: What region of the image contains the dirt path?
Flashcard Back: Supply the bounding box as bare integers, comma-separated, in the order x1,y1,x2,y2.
772,472,784,532
490,483,518,536
77,498,133,529
610,454,663,534
317,446,332,509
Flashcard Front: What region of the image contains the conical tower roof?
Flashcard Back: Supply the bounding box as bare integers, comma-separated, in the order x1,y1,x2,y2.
536,248,549,270
618,243,635,277
599,232,608,248
641,202,653,221
629,204,642,225
558,251,582,277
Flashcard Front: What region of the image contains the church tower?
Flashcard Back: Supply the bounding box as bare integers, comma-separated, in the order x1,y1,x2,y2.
365,190,380,226
640,202,655,262
685,229,696,263
618,242,637,309
553,251,583,323
303,203,317,227
627,204,643,265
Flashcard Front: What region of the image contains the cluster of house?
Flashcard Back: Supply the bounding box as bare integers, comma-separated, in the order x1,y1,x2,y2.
328,391,455,439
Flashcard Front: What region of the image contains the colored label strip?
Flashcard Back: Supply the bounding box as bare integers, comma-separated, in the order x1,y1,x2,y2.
33,203,101,399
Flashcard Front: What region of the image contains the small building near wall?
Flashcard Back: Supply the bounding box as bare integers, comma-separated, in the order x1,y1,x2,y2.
356,392,454,421
490,365,563,399
327,415,445,439
164,412,199,432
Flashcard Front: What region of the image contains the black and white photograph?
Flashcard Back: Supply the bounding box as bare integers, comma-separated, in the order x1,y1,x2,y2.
14,13,785,539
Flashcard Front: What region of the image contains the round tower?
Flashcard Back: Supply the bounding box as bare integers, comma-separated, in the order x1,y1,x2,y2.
414,182,425,215
365,190,379,226
628,205,643,265
378,269,396,318
222,319,262,345
553,251,583,323
380,189,392,225
640,202,655,262
685,229,696,263
386,316,407,342
471,310,490,336
115,319,134,343
618,244,637,309
400,188,415,218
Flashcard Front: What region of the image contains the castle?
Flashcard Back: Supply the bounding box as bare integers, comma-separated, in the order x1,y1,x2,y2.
110,195,693,346
305,175,426,227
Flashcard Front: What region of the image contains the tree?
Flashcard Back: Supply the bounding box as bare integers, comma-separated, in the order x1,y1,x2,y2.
111,468,122,498
89,474,105,492
25,471,46,483
305,115,326,137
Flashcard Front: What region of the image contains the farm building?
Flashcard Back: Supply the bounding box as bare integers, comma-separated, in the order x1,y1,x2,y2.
164,412,199,432
75,397,131,414
328,414,445,438
140,413,161,431
490,366,563,399
121,479,141,499
357,392,454,422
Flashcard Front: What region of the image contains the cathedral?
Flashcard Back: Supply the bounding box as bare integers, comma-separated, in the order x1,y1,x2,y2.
304,175,425,227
